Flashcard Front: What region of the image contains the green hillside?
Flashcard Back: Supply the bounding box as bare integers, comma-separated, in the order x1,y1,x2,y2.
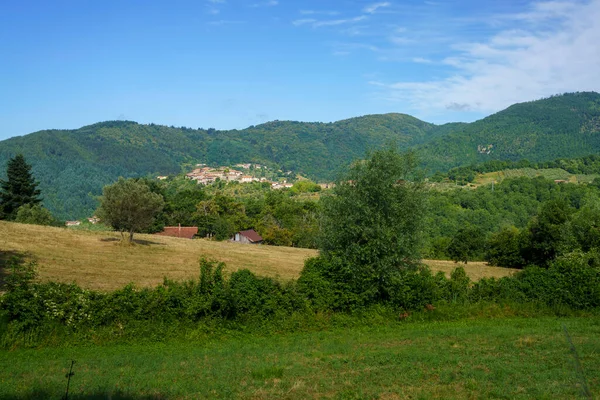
1,92,600,219
0,115,435,219
419,91,600,171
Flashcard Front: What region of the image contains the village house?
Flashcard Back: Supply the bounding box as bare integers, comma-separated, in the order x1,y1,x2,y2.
232,229,263,244
271,182,294,190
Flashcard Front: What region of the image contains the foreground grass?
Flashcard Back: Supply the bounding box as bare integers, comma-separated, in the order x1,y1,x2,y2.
1,316,598,399
0,221,516,291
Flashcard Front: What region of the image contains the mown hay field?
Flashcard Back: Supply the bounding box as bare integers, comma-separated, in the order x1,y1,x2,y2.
0,221,517,291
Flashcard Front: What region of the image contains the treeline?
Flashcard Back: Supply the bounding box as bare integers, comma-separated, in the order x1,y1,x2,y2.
143,178,322,248
433,154,600,184
122,172,600,261
426,176,600,267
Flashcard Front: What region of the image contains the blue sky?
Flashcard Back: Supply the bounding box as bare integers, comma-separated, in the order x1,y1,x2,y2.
1,0,599,140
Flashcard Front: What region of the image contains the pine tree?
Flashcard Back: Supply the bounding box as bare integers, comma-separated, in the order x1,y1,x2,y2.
0,154,42,220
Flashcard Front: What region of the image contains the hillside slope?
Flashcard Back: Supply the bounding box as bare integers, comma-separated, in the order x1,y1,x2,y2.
0,221,514,291
419,92,600,171
1,92,600,219
0,114,435,219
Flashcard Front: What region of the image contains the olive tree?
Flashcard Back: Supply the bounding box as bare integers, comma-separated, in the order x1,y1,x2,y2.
97,178,164,243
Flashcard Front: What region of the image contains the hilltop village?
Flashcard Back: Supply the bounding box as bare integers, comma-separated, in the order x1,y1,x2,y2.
168,163,295,189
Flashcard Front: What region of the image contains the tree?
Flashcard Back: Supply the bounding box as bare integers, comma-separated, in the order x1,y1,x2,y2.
15,204,55,226
485,226,526,268
309,148,426,303
96,178,164,243
447,226,486,264
522,199,576,267
0,154,42,220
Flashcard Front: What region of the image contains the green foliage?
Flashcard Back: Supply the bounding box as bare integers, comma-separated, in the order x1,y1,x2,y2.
471,251,600,309
418,92,600,172
446,226,486,263
2,250,600,350
522,199,576,268
96,177,165,242
485,226,526,268
315,148,426,304
424,175,600,260
290,180,321,194
2,92,600,220
0,154,42,220
14,204,56,226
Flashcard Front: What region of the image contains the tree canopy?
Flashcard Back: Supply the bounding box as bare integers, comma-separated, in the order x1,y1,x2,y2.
0,154,42,220
305,148,427,305
96,178,164,243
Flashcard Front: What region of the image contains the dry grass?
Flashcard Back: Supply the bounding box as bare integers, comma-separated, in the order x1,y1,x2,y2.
423,259,517,280
0,221,517,291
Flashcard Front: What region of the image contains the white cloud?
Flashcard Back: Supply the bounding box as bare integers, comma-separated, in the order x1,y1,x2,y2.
292,18,316,26
363,2,391,14
206,0,225,15
412,57,433,64
374,0,600,116
293,16,367,28
251,0,278,7
300,10,340,16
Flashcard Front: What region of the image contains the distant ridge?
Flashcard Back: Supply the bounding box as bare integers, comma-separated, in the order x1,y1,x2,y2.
1,92,599,219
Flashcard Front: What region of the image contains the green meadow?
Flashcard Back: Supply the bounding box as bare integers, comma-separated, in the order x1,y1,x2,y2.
1,316,599,399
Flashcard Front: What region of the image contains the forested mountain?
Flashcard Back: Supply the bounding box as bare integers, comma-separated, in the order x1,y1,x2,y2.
417,92,600,171
1,92,599,220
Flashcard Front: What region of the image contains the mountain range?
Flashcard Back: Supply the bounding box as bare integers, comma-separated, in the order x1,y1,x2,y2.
1,91,599,220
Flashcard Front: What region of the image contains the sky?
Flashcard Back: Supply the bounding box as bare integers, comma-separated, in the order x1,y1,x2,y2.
1,0,599,140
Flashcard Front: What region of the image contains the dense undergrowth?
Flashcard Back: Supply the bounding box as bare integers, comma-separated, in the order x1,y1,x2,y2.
1,251,599,349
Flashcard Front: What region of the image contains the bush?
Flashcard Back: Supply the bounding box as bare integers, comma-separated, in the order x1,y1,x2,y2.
15,204,56,226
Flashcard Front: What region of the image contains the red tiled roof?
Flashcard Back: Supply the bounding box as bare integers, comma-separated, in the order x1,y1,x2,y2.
156,226,198,239
239,229,263,242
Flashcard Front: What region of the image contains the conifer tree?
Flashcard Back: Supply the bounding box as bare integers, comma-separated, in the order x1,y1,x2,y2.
0,154,42,220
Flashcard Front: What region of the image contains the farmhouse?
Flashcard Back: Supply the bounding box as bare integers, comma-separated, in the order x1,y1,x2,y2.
156,225,198,239
232,229,263,244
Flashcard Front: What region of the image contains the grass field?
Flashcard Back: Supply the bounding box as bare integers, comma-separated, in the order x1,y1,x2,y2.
0,221,517,291
1,316,598,399
474,168,599,187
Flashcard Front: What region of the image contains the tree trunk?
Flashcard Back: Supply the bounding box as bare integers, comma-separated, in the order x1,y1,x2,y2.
129,229,135,243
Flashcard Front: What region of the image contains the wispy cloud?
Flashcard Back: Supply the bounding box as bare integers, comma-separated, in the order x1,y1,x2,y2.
293,15,367,28
206,0,226,15
251,0,278,7
363,2,391,14
371,0,600,118
300,10,340,16
208,20,245,26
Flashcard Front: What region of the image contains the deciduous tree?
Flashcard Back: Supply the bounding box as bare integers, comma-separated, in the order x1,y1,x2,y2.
97,178,164,243
307,148,426,303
